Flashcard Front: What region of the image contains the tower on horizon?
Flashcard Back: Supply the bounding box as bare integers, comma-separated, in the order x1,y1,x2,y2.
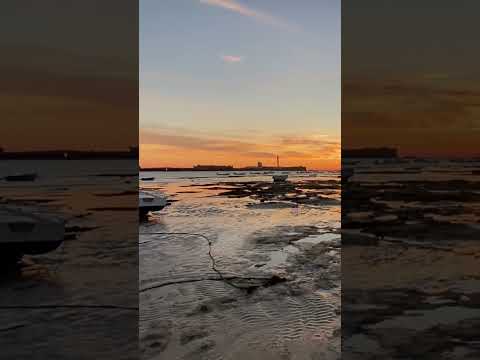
276,155,280,168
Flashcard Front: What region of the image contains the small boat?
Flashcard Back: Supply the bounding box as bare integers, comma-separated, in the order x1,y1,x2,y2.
140,177,155,181
233,172,245,176
216,172,230,176
342,168,354,182
0,204,65,263
139,190,168,218
272,174,288,182
4,173,37,182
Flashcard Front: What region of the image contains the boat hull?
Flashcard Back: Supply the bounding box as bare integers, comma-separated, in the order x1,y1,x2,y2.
272,174,289,182
139,190,168,219
139,205,167,219
0,205,65,261
1,241,63,259
5,173,37,182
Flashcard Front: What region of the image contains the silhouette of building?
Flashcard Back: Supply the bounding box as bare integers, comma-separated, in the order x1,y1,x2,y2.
193,165,234,171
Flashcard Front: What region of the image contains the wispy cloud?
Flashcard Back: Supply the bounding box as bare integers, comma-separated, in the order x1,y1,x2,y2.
199,0,298,31
220,54,243,63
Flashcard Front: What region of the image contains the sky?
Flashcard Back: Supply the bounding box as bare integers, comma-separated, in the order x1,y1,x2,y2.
342,0,480,158
1,2,138,151
140,0,340,170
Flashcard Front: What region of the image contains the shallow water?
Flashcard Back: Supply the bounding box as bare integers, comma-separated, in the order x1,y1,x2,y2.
140,172,341,359
0,160,138,359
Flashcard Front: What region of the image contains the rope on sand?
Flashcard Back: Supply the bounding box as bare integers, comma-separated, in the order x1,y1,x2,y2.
139,232,286,293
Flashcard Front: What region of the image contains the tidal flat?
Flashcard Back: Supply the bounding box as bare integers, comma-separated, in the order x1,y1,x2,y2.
0,160,138,359
342,159,480,359
140,172,341,360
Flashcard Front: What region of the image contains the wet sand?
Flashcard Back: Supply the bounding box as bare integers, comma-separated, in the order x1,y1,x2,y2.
140,173,341,359
342,159,480,359
0,160,138,359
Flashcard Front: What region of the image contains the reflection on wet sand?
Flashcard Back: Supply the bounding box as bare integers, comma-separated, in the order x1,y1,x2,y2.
0,160,138,359
140,172,341,360
342,159,480,359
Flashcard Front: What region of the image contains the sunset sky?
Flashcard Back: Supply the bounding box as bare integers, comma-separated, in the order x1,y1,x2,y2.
140,0,340,170
342,1,480,158
1,2,137,152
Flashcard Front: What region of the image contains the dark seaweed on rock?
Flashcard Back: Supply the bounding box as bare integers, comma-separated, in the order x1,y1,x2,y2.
248,225,320,246
205,180,341,206
342,160,480,359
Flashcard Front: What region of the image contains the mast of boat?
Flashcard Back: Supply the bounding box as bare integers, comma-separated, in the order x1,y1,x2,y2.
277,155,280,168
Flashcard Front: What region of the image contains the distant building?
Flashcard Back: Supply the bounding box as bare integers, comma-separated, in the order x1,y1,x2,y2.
257,162,263,168
193,165,234,171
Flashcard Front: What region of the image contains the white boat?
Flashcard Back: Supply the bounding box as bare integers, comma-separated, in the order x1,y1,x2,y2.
0,204,65,262
139,190,168,218
272,174,288,182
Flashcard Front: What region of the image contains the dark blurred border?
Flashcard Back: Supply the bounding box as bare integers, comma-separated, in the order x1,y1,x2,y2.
342,1,480,359
1,1,138,359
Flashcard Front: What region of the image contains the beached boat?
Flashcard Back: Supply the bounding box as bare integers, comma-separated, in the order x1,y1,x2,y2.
233,172,245,176
0,204,65,262
140,177,155,181
4,173,37,182
216,172,230,176
139,190,168,218
342,168,354,182
272,174,288,182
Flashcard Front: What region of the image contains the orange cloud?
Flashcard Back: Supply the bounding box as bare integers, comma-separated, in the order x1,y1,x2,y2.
343,77,480,157
1,45,137,151
140,128,339,170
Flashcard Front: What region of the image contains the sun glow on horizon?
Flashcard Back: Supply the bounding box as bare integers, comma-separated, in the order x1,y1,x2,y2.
140,1,340,170
140,128,340,170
